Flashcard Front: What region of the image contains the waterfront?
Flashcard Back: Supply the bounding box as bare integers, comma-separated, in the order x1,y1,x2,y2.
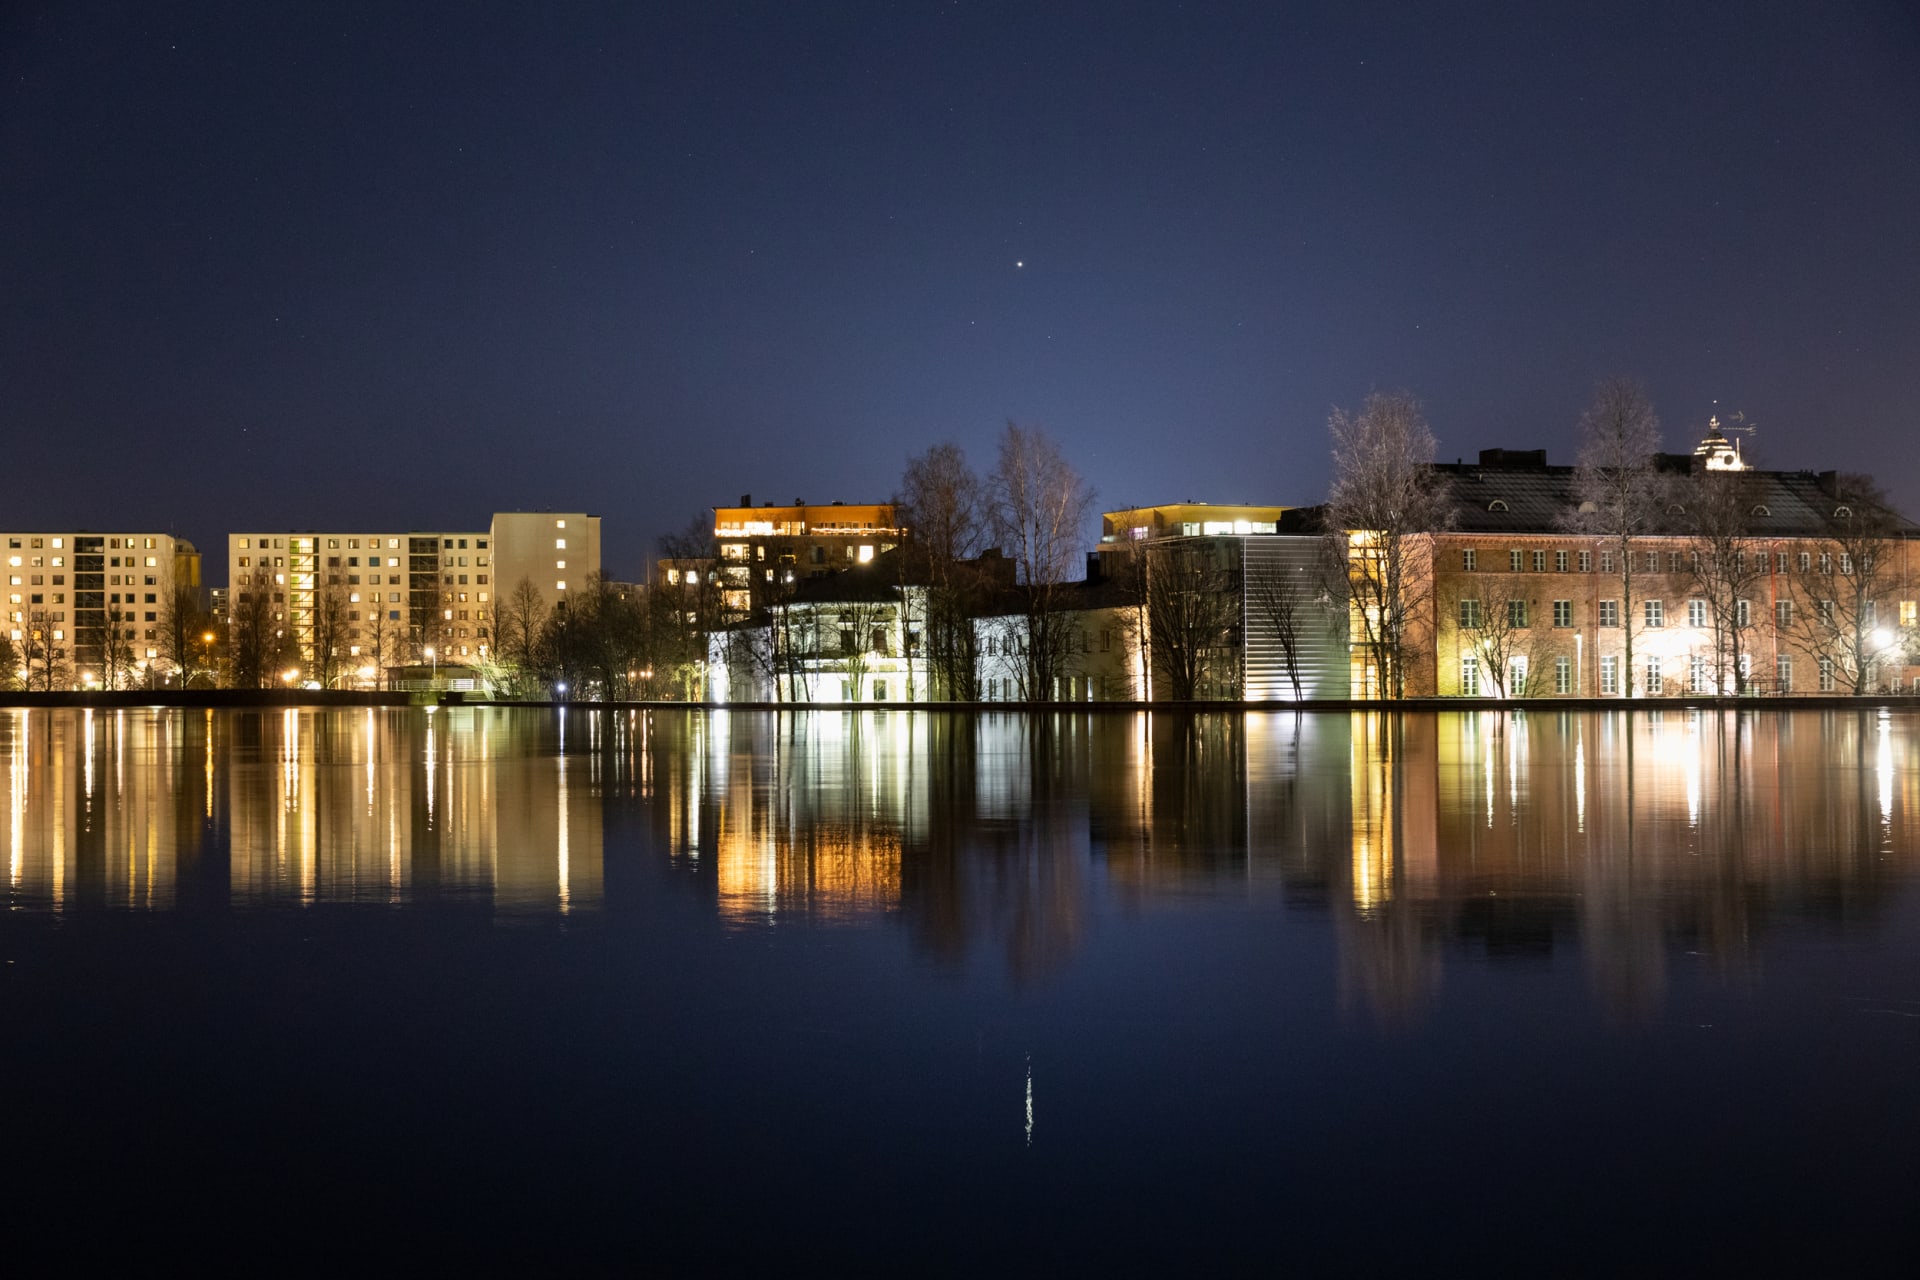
3,706,1918,1270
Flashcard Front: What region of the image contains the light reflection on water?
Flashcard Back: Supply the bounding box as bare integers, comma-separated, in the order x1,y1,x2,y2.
1,705,1917,1005
4,704,1920,1269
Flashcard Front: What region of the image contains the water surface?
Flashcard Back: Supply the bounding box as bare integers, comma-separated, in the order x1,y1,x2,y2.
2,706,1916,1271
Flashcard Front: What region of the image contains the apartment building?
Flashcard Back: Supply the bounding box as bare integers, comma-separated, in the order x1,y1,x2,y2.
225,511,598,687
712,497,903,613
5,531,200,686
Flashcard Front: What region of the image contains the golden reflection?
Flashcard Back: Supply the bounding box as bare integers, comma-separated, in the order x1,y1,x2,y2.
2,705,1917,1016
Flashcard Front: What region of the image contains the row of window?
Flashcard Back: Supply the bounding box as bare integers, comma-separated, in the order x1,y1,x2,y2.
1462,547,1870,575
1460,597,1912,630
1462,652,1844,695
236,536,493,552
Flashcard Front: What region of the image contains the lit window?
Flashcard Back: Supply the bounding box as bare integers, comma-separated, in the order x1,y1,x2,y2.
555,538,567,549
556,560,566,570
556,581,566,591
555,520,566,529
857,545,875,563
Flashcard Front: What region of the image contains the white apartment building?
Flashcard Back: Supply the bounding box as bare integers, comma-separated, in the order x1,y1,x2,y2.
225,511,598,687
5,531,200,687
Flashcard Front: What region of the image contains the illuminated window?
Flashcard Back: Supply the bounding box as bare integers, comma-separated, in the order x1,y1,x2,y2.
857,545,875,563
1902,601,1917,627
555,538,567,549
556,581,566,591
1555,656,1572,693
556,560,566,570
1460,655,1480,696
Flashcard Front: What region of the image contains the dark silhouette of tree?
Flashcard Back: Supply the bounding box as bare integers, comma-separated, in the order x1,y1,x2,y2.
900,442,988,700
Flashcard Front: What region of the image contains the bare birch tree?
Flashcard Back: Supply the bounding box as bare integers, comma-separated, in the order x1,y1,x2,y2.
1684,469,1768,693
900,442,988,700
1565,378,1666,696
1781,474,1905,693
988,423,1094,700
1323,391,1452,698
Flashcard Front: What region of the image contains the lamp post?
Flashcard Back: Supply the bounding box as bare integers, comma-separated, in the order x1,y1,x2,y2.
425,645,437,689
201,630,216,689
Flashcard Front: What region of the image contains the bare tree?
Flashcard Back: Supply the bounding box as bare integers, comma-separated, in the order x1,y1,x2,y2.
157,580,208,687
495,576,550,696
1323,391,1453,698
1448,574,1545,697
0,633,18,691
229,587,275,689
988,423,1094,700
655,513,722,700
901,442,988,700
1781,474,1906,693
362,599,393,690
1565,378,1666,696
310,585,351,688
833,596,894,699
21,610,69,690
99,604,137,688
1247,561,1319,702
1684,469,1769,693
1142,540,1241,700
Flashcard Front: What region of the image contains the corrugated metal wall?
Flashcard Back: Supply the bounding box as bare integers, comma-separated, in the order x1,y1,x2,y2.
1241,537,1350,700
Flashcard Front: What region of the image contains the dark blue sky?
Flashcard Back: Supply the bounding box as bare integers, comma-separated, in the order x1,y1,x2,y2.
4,1,1916,579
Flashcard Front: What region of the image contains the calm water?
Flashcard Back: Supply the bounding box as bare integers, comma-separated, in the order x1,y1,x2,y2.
2,705,1917,1271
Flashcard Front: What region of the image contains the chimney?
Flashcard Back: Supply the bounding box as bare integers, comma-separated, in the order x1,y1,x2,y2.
740,493,752,507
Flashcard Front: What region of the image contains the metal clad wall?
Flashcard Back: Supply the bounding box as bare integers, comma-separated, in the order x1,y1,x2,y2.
1241,537,1348,700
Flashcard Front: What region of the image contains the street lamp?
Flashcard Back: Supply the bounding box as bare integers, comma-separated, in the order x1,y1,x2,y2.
556,680,568,701
201,630,216,688
424,645,437,688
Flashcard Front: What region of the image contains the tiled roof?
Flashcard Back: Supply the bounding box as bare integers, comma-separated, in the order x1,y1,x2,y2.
1429,456,1920,538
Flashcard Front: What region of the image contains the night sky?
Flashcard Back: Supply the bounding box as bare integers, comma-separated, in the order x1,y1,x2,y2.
4,1,1916,582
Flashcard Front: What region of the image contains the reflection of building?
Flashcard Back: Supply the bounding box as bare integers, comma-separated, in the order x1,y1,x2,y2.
224,512,599,686
4,531,200,686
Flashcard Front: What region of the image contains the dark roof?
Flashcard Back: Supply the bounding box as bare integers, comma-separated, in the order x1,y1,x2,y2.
1428,453,1920,538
